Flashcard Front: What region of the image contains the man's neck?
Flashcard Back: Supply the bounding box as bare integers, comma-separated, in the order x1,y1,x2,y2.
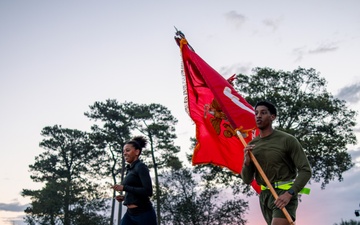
259,127,274,138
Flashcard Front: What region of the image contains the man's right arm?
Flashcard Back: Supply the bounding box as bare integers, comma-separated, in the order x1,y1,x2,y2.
241,144,256,184
241,161,255,184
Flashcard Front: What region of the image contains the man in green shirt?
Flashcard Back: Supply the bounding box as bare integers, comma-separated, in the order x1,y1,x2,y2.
241,101,312,225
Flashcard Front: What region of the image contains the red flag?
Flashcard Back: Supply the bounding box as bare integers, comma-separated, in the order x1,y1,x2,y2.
177,37,257,171
175,36,261,193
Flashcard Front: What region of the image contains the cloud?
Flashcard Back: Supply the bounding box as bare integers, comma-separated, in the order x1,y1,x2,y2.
349,147,360,167
308,42,339,54
0,201,29,212
1,216,26,225
350,148,360,158
262,17,283,31
292,42,339,62
219,63,252,77
353,126,360,133
336,82,360,103
292,46,307,62
224,11,247,28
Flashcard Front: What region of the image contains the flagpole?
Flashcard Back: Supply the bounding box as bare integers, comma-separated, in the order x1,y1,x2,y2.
236,131,295,225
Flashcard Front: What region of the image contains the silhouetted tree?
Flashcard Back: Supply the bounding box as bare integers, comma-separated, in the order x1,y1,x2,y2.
129,102,182,225
85,99,135,224
159,167,248,225
233,67,357,188
85,100,181,225
22,125,108,225
334,219,360,225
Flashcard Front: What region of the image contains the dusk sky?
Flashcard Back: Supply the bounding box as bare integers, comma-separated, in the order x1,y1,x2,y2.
1,1,360,224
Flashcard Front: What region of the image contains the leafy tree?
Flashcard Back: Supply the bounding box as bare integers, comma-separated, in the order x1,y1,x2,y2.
159,167,248,225
85,100,181,225
180,67,357,224
233,67,357,188
22,125,108,225
85,99,135,224
23,180,63,225
185,138,252,197
334,219,360,225
129,103,182,225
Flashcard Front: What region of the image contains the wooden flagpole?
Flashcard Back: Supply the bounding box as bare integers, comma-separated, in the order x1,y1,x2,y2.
236,131,295,225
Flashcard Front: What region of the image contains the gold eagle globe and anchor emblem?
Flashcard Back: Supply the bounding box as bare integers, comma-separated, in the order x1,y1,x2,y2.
204,99,237,138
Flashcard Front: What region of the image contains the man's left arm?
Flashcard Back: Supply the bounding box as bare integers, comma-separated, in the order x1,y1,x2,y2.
275,137,312,209
289,137,312,194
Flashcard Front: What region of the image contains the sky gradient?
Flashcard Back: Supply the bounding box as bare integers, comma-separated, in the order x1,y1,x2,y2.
1,1,360,224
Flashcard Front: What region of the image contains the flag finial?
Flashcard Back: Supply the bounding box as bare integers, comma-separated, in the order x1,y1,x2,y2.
174,27,194,51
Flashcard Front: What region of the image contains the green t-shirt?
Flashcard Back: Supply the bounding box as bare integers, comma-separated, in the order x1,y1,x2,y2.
241,130,312,194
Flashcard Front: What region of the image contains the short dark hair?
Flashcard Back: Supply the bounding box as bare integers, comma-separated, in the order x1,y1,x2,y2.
255,101,277,116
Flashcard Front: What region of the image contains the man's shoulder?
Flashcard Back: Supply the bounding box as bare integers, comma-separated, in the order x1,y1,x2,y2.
274,129,296,139
274,130,302,148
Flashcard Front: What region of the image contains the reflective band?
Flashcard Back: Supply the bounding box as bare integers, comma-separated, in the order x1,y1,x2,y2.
260,181,311,195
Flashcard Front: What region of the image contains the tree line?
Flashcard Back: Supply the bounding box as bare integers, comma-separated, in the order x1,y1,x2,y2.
22,67,358,225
